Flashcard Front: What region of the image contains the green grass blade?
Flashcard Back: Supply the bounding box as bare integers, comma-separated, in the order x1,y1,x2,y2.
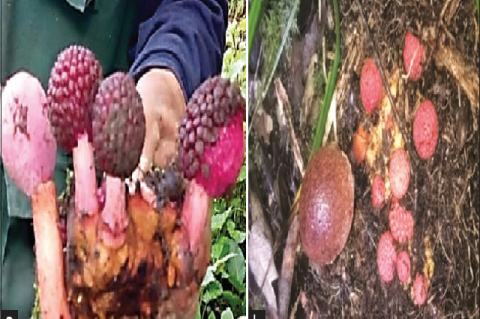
310,0,341,159
248,0,269,57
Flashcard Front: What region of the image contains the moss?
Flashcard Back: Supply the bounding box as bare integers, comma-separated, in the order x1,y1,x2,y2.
259,0,299,81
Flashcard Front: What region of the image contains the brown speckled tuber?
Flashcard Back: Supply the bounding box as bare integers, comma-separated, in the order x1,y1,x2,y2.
298,145,355,266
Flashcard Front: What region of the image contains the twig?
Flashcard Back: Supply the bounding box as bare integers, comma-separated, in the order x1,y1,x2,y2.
434,43,479,108
278,214,300,319
274,78,305,176
288,285,302,319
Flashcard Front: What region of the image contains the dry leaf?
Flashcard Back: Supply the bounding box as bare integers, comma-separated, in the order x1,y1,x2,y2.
249,192,279,317
301,53,318,127
254,108,273,145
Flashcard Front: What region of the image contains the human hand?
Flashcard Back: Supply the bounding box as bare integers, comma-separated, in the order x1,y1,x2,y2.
133,68,186,177
130,65,213,263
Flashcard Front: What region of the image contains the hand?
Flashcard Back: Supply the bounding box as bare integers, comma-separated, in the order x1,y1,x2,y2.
133,68,186,180
130,68,213,316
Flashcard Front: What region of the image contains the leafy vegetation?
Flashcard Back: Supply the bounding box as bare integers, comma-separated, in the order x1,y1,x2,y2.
222,1,247,97
196,1,247,318
258,0,298,76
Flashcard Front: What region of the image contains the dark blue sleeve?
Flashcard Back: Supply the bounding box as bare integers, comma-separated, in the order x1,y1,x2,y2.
128,0,228,100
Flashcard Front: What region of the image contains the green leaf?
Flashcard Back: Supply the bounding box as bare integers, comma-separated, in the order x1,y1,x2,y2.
310,0,341,155
202,265,216,287
238,17,247,33
211,236,231,261
248,0,270,57
208,311,216,319
215,253,238,270
242,293,247,313
211,209,231,233
237,165,246,183
227,220,246,243
221,308,234,319
194,302,201,319
222,291,243,313
202,280,223,304
227,240,246,291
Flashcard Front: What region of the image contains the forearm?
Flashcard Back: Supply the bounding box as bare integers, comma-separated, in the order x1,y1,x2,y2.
129,0,228,99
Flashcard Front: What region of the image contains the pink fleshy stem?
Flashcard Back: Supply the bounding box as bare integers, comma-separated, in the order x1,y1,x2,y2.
73,134,99,216
98,175,129,248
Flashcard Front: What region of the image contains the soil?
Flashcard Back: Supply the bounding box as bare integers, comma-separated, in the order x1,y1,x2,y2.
248,0,479,318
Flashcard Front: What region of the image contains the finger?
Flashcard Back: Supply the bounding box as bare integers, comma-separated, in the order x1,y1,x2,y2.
126,117,160,195
126,168,143,195
151,104,182,169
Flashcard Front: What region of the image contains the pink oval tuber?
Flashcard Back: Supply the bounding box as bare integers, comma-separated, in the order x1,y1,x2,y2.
413,273,428,305
389,148,410,199
413,99,438,160
360,58,383,114
403,31,425,81
377,231,397,283
389,201,414,243
371,174,385,208
1,71,71,319
396,251,411,283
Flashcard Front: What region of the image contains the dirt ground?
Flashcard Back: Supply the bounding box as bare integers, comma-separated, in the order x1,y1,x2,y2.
248,0,479,317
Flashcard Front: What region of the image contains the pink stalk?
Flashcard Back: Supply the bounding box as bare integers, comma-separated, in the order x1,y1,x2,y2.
98,175,129,248
1,71,71,319
181,180,212,272
73,134,99,216
31,181,71,318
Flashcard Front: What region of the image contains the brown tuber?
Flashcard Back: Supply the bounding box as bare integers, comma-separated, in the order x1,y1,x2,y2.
298,145,355,266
